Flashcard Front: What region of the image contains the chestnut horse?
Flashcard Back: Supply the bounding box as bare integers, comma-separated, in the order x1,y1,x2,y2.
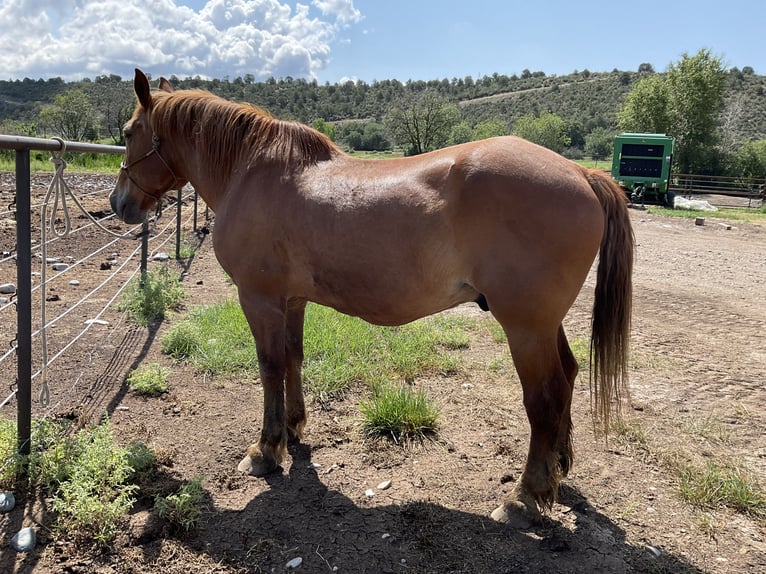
111,69,633,526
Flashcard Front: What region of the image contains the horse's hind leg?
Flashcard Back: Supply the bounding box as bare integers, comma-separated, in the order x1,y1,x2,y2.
491,327,572,526
285,298,307,442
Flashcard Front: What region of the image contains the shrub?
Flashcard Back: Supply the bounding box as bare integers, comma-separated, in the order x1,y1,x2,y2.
127,363,170,396
118,265,185,326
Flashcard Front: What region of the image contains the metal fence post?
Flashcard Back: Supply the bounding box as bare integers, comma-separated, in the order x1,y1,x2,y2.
140,219,149,284
15,149,32,476
175,188,182,259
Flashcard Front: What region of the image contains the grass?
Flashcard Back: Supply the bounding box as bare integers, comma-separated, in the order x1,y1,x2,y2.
645,205,766,224
162,300,471,398
118,265,186,326
359,383,439,442
677,460,766,517
127,363,170,396
0,150,122,173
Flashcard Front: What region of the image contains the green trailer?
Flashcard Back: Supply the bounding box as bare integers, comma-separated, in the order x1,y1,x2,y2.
611,133,675,207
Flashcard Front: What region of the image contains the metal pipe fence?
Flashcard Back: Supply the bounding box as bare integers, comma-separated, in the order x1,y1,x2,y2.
0,134,199,481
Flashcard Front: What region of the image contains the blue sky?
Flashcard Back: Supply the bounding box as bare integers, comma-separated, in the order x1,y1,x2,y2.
0,0,762,83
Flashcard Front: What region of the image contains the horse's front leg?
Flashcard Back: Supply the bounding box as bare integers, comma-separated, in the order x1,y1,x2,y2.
236,292,288,476
285,298,307,442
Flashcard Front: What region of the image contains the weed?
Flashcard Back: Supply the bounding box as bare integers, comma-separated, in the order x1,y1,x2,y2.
127,363,170,396
155,476,205,531
677,460,766,517
359,383,439,442
118,265,185,326
0,418,19,488
45,421,138,546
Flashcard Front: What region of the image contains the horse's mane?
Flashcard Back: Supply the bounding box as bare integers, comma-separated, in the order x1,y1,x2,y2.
149,89,340,175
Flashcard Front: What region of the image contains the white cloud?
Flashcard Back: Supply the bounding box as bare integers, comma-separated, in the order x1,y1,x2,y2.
0,0,361,80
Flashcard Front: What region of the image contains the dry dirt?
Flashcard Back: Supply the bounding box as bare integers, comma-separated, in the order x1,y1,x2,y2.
0,174,764,573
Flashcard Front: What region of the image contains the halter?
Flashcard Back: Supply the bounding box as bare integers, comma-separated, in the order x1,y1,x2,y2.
120,133,180,201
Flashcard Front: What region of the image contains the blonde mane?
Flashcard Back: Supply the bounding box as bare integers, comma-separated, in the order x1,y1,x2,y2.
149,89,340,176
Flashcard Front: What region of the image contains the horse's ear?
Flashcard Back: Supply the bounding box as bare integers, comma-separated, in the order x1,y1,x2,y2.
134,68,153,110
158,77,174,93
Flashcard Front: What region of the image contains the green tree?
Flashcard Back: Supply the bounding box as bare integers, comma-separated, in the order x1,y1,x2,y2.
666,49,727,173
384,91,460,155
448,121,473,146
311,118,337,141
617,75,670,134
584,127,614,164
618,49,727,174
40,89,97,141
87,75,134,144
513,111,570,153
472,118,508,140
734,139,766,179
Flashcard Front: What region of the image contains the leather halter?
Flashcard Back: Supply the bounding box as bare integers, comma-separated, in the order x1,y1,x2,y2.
120,133,180,201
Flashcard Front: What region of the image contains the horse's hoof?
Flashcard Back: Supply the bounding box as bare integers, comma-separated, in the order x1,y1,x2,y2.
490,500,539,529
237,454,277,477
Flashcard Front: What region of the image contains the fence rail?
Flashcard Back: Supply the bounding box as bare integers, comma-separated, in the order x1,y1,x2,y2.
0,134,199,480
670,173,765,208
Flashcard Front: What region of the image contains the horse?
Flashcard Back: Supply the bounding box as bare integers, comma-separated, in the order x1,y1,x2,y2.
110,68,633,526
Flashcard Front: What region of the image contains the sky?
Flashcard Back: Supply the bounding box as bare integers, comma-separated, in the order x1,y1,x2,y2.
0,0,763,84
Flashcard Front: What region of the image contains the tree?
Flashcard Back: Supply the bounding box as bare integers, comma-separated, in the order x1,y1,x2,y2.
311,118,336,141
666,49,727,173
584,127,614,164
513,112,570,153
39,89,97,141
617,75,670,134
618,49,727,173
734,139,766,179
618,49,727,174
472,118,508,141
87,76,135,144
384,91,460,155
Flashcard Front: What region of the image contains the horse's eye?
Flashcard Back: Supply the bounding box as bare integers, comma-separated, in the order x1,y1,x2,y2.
124,131,132,140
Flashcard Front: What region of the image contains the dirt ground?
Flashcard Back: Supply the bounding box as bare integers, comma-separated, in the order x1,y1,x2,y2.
0,174,764,573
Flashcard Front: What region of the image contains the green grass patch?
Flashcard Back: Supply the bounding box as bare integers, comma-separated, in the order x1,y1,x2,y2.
677,460,766,517
118,265,186,326
359,383,439,442
0,151,123,174
646,205,766,224
127,363,170,396
162,301,470,398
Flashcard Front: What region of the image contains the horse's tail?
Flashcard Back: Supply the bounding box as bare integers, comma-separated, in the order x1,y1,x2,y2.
583,167,634,433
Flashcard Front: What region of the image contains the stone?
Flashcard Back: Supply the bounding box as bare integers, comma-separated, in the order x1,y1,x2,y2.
11,527,36,552
153,252,170,261
286,557,303,569
69,280,80,286
0,491,15,512
0,283,16,294
377,480,392,490
52,263,69,271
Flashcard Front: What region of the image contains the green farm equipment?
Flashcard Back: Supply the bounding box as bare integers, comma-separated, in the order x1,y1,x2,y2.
611,133,675,207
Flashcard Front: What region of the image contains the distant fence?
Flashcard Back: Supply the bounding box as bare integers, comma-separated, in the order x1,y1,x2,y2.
670,173,765,208
0,134,200,480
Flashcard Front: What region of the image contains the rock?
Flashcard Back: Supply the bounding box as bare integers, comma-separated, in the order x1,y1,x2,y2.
377,480,392,490
153,252,170,261
85,318,109,326
365,489,375,497
645,545,661,558
286,557,303,569
0,283,16,294
11,527,36,552
0,491,15,512
695,217,705,226
45,257,60,263
52,263,69,271
0,297,8,304
69,280,80,286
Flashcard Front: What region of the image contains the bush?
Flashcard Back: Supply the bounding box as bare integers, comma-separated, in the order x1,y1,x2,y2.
127,363,170,396
118,265,185,326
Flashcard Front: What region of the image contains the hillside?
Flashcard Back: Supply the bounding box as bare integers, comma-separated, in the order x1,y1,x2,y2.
2,68,766,144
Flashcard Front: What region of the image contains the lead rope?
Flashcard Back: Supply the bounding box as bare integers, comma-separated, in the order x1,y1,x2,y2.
37,138,162,405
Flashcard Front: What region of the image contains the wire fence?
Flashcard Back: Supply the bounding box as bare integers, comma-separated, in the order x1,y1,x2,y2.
0,134,205,481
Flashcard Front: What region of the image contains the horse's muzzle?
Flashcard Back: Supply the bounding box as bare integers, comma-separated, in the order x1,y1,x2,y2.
110,185,147,225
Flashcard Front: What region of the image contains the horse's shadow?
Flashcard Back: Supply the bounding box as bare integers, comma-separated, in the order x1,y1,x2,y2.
135,443,704,574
